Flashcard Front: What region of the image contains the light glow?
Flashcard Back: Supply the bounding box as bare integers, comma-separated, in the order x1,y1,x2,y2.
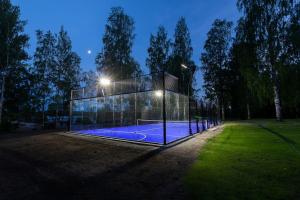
155,90,163,97
99,77,111,86
181,64,188,69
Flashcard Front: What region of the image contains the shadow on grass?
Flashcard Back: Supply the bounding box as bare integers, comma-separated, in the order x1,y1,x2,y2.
257,124,300,154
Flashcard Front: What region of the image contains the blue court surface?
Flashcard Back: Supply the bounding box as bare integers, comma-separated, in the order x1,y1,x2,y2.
78,122,204,144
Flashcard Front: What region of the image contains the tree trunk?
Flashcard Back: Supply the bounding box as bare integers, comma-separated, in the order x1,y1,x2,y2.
246,103,251,120
272,69,282,121
221,104,225,121
296,104,299,119
216,98,221,121
0,76,5,124
55,95,61,129
273,83,282,121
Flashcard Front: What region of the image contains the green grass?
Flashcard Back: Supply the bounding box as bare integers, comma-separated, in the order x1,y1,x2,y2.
185,119,300,200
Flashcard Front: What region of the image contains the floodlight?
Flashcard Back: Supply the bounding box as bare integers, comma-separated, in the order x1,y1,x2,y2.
181,64,188,69
99,77,111,86
155,90,163,97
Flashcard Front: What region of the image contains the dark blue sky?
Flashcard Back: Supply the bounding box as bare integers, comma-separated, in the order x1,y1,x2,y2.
12,0,240,92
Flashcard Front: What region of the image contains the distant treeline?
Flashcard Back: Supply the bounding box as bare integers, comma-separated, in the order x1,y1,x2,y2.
201,1,300,120
0,0,299,130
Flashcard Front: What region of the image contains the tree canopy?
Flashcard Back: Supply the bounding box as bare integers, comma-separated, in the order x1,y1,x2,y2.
96,7,140,81
201,19,233,120
146,26,170,73
0,0,30,123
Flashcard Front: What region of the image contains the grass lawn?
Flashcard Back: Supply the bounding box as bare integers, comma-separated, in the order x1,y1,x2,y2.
185,119,300,200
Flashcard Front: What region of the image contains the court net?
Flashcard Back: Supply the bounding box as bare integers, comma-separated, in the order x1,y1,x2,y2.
136,119,190,126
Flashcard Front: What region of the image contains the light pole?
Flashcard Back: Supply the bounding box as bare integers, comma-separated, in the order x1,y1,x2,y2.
181,64,193,135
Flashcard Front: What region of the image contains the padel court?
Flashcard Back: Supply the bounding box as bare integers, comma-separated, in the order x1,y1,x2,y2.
70,72,219,145
77,120,210,144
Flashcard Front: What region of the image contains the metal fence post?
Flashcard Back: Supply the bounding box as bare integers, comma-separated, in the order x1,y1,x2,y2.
134,76,137,125
188,74,192,135
69,100,72,131
195,101,199,133
162,71,167,145
188,97,192,135
69,90,73,132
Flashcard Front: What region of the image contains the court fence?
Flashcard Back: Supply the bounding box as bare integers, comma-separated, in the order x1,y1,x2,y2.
70,71,220,145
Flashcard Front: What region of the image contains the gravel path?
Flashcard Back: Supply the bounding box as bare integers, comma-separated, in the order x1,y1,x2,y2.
0,126,223,200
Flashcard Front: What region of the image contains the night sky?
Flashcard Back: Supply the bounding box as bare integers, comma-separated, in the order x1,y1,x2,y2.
12,0,240,93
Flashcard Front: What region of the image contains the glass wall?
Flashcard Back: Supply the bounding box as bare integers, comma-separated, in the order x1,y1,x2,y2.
69,72,218,145
70,90,165,144
71,90,205,144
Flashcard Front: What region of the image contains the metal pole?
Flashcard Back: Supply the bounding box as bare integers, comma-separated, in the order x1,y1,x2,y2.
162,71,167,145
82,88,84,126
195,101,199,133
95,86,98,126
69,99,72,131
188,87,191,135
181,64,193,135
69,90,73,131
135,76,137,125
113,82,115,126
188,71,192,135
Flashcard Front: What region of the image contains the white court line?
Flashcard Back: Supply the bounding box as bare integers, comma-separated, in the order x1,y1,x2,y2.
86,127,163,134
83,129,147,141
143,132,187,138
82,124,193,141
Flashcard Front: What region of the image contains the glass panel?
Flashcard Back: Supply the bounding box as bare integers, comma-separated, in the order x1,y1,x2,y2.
71,72,168,100
190,101,199,134
71,99,83,130
165,91,190,144
164,73,178,92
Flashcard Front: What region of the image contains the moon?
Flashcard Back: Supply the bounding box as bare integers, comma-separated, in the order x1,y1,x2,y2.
87,50,92,54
